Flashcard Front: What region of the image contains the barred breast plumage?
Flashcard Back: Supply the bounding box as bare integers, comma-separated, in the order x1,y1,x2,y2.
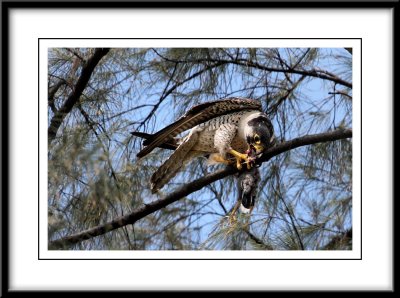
192,110,254,153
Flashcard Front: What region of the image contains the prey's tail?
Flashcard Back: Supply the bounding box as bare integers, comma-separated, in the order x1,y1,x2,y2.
237,167,260,213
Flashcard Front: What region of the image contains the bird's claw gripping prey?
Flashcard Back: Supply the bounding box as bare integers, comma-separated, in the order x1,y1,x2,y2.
229,148,256,170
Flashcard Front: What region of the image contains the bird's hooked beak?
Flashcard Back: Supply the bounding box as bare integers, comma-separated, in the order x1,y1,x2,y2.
253,144,264,154
247,144,264,158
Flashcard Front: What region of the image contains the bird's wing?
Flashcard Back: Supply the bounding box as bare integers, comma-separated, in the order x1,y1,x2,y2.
150,130,201,193
130,131,178,151
136,97,262,158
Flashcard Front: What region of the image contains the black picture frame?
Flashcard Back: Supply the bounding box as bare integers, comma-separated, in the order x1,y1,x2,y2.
1,0,397,294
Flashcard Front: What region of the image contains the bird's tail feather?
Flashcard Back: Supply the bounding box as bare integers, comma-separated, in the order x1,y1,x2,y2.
131,131,178,152
150,131,199,193
151,154,183,193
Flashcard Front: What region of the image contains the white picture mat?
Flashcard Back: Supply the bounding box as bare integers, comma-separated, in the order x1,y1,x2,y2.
38,38,361,261
8,8,392,290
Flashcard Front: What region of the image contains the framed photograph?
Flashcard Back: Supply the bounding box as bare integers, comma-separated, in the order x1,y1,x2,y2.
1,1,395,293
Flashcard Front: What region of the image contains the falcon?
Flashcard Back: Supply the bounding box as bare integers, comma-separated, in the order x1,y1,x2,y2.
132,97,274,193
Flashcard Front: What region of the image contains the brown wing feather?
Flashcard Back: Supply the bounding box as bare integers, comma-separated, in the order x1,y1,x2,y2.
130,131,178,151
136,97,262,158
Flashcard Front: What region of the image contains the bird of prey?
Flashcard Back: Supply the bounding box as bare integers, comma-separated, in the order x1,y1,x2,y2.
132,97,274,193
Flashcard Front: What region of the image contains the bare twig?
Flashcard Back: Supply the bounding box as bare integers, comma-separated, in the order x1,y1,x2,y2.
328,91,352,100
137,61,229,130
279,193,304,250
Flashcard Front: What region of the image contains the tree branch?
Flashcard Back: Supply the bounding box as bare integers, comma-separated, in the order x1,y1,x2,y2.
328,91,352,100
49,128,352,249
258,128,352,164
280,193,304,250
243,229,274,250
48,48,110,143
229,59,352,89
159,56,352,89
48,80,66,114
266,74,306,115
137,60,228,130
323,228,352,250
49,168,235,249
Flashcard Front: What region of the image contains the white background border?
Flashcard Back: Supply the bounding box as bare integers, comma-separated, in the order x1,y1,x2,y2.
9,8,393,290
38,38,361,261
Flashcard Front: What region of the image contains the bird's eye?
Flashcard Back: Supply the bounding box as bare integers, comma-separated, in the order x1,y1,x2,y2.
253,134,261,144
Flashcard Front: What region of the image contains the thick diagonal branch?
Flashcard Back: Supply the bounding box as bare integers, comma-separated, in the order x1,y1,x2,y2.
47,48,110,143
48,128,352,249
258,128,352,164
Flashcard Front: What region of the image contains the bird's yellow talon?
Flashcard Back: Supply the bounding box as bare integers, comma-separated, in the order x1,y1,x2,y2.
229,149,255,170
236,159,242,170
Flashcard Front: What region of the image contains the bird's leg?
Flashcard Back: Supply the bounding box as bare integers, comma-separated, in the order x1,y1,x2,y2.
210,153,231,165
228,149,255,170
228,200,241,225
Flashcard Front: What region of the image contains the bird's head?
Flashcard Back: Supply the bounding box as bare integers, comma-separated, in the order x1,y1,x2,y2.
245,115,274,158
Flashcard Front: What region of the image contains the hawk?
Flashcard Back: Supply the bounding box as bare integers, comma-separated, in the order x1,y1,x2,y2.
132,97,274,193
